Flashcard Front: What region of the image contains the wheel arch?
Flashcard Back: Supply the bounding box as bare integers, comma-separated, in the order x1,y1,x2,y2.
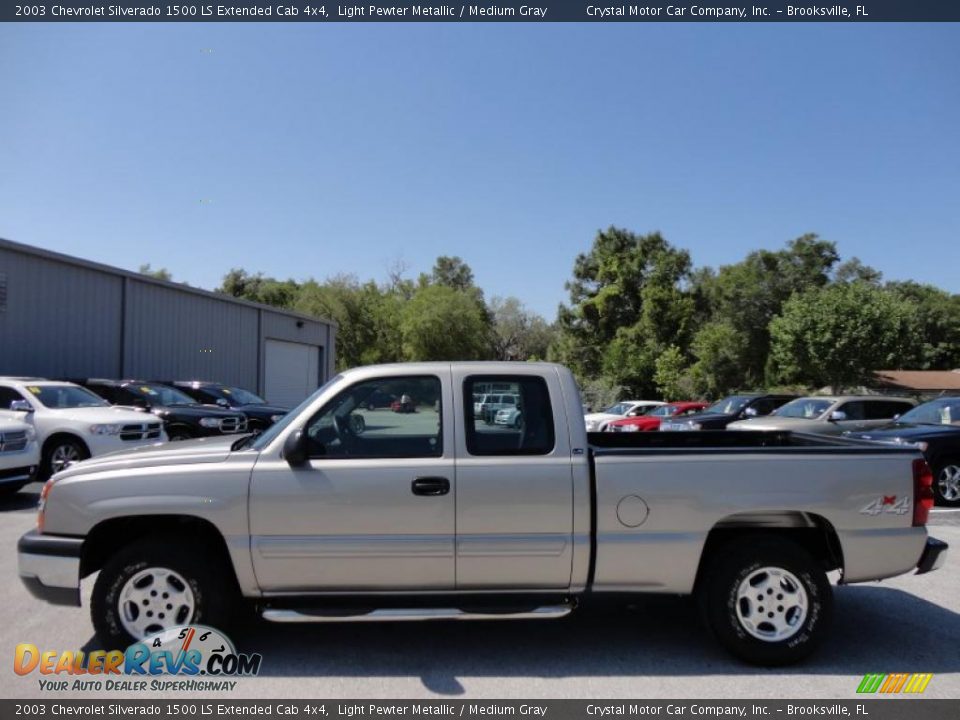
42,431,90,456
694,511,844,592
80,514,239,589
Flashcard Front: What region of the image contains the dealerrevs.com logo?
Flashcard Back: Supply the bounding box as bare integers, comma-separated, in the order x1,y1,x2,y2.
15,626,262,692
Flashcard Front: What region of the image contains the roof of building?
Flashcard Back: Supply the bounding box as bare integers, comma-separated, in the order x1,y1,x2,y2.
0,237,335,327
874,370,960,391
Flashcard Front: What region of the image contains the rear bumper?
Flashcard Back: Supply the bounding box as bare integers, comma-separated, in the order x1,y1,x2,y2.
17,529,82,606
916,537,948,575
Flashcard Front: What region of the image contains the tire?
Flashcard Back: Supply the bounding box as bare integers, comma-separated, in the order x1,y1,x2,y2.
167,427,193,442
91,535,238,648
41,436,89,480
699,536,832,666
933,459,960,507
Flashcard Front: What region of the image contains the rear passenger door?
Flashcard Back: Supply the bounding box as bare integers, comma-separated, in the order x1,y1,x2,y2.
453,369,575,590
830,401,870,433
862,400,915,429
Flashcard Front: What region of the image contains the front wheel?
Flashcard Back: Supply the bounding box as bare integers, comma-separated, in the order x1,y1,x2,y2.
41,437,89,480
91,536,237,648
933,460,960,507
699,536,832,666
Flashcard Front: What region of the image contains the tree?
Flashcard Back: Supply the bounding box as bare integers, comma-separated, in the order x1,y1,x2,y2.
138,263,173,281
654,345,693,400
769,282,918,393
489,297,555,361
886,281,960,369
835,257,882,285
688,321,751,398
401,285,492,361
553,228,696,396
697,234,840,388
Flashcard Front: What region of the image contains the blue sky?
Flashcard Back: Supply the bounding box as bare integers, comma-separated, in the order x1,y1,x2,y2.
1,23,957,318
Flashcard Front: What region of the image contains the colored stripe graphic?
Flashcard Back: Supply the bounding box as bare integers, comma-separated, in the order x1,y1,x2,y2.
857,673,932,694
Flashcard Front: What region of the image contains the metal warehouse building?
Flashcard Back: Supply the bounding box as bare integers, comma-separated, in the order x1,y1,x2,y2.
0,238,336,408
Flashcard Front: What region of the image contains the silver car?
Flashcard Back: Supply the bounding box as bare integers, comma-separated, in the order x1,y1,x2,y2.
729,395,917,435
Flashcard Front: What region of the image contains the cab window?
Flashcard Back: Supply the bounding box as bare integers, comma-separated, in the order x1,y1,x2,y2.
303,376,442,459
464,375,554,456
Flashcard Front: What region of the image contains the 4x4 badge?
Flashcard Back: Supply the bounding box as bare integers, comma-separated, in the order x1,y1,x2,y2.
860,495,910,516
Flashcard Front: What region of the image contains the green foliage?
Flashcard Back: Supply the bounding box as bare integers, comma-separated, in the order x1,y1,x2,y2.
769,282,918,393
400,284,492,361
138,263,173,282
688,321,751,398
653,346,694,400
490,297,556,361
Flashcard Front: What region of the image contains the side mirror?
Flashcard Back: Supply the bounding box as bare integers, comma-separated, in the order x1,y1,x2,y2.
743,407,759,417
283,429,309,467
9,400,33,413
132,397,150,409
215,398,230,408
829,410,847,422
893,414,901,421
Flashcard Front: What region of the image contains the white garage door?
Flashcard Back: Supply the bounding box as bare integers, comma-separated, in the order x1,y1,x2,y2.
264,340,321,408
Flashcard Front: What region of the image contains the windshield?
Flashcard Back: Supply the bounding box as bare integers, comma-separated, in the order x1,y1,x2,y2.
210,386,267,406
127,383,197,406
602,402,633,416
249,375,344,451
773,398,834,419
650,405,677,417
898,398,960,426
26,384,109,409
706,396,752,415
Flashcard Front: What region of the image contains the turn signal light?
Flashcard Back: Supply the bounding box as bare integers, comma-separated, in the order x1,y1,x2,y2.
37,479,54,533
912,458,934,527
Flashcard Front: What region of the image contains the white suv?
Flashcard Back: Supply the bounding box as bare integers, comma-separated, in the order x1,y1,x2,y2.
0,379,167,479
0,414,39,494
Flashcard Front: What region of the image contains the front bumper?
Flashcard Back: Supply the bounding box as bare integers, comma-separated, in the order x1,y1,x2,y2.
0,464,37,485
17,529,83,606
916,537,948,575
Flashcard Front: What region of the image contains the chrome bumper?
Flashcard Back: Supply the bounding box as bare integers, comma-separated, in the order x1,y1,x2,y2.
17,529,82,606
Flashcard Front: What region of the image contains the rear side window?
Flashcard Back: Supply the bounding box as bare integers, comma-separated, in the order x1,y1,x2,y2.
464,376,554,456
837,401,866,420
866,400,914,420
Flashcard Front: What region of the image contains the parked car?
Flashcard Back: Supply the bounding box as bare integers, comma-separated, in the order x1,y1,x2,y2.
475,393,520,424
0,414,39,495
76,380,248,442
163,381,289,432
19,361,946,667
607,401,709,432
494,405,523,428
660,394,796,431
584,400,665,432
0,378,165,479
362,390,397,411
846,397,960,507
729,396,917,436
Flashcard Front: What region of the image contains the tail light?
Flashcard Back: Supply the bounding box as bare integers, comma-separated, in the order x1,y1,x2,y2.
913,458,934,527
37,478,55,533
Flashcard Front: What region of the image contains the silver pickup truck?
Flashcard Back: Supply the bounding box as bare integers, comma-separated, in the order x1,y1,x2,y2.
18,362,947,666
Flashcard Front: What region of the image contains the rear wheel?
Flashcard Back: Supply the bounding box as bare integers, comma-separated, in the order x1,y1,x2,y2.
699,536,831,666
933,460,960,507
91,536,238,648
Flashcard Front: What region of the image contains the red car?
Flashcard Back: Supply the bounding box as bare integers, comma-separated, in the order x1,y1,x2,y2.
606,401,709,432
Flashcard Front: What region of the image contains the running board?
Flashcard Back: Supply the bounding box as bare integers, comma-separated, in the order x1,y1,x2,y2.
261,604,573,623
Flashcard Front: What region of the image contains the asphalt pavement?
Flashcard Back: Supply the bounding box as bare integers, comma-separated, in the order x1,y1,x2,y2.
3,484,958,700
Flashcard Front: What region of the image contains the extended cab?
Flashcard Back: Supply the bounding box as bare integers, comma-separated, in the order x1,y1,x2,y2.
18,363,947,666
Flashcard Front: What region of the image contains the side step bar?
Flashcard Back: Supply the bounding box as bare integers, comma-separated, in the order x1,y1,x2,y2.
261,604,574,623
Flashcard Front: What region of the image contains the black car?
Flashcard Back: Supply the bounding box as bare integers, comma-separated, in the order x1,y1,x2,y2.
846,397,960,507
76,380,249,441
660,393,797,431
164,381,289,432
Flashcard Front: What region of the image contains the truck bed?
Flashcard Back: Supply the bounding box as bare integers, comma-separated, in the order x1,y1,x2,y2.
588,429,917,453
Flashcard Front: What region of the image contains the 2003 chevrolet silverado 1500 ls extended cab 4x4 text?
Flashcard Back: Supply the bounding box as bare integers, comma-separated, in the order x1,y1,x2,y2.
18,362,948,666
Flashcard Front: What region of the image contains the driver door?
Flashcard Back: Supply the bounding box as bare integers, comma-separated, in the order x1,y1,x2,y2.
249,372,455,592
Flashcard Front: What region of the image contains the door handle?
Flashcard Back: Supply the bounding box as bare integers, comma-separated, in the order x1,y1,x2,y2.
411,477,450,496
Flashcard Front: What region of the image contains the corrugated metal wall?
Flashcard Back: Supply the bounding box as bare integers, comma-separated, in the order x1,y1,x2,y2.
124,281,261,388
0,246,124,378
0,240,334,396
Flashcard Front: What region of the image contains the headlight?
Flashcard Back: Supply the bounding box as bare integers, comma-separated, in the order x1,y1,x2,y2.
199,417,222,428
89,424,123,435
892,438,928,452
270,414,284,423
585,421,597,431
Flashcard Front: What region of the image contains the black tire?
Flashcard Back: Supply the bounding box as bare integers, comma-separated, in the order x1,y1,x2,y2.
41,436,89,480
91,535,238,648
166,427,193,442
699,536,832,666
932,459,960,508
